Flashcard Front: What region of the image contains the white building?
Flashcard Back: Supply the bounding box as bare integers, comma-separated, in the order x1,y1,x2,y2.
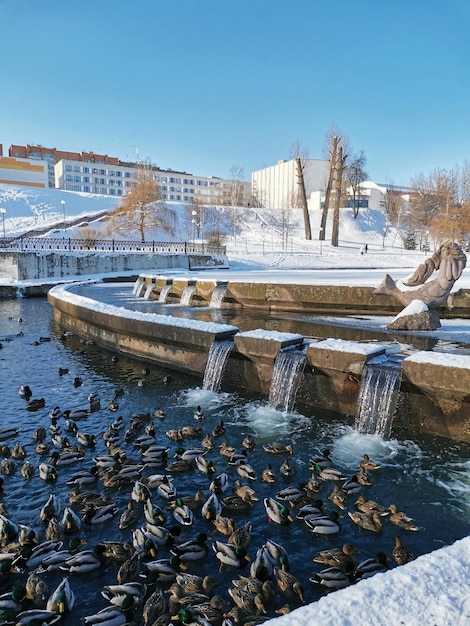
252,158,330,210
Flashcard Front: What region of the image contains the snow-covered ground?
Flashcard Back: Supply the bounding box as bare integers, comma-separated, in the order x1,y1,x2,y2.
1,184,469,625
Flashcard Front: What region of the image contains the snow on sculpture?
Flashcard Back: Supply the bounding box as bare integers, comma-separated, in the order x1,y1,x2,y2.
374,240,467,330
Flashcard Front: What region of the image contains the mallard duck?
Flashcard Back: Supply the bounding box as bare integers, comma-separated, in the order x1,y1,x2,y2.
279,458,295,478
77,432,97,447
83,605,130,625
274,568,304,603
45,518,64,542
0,513,18,546
196,456,215,475
260,465,275,484
360,453,380,471
172,533,209,562
132,480,153,502
101,581,147,605
142,588,166,625
264,539,291,571
39,463,58,481
101,541,134,563
228,520,252,549
61,507,82,534
212,541,250,570
341,475,362,495
46,577,75,615
249,546,273,581
221,495,252,513
304,511,341,535
18,385,32,399
388,504,419,531
166,459,195,473
219,441,235,457
1,457,16,475
25,541,64,570
66,466,99,488
213,514,235,536
392,536,414,565
144,523,181,547
309,449,332,469
11,443,26,460
357,465,372,486
0,586,29,622
318,467,346,481
117,551,141,584
201,434,214,450
235,480,259,504
60,544,107,574
119,501,139,530
25,570,49,608
242,434,256,450
227,587,266,616
356,552,389,578
212,420,225,437
348,510,383,533
313,543,358,567
210,472,230,494
144,499,166,525
179,425,202,439
355,495,389,516
20,461,35,479
201,493,222,520
40,494,60,522
173,503,194,526
329,483,348,510
14,609,62,625
175,573,217,596
237,462,256,481
263,442,293,455
263,498,293,525
27,398,46,411
309,560,356,589
36,538,86,573
275,485,305,503
144,555,186,582
193,406,205,421
82,504,118,525
154,408,166,419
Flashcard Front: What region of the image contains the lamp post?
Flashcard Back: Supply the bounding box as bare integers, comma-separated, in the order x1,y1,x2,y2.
319,227,324,255
382,227,387,250
0,208,5,238
61,200,66,232
191,210,201,241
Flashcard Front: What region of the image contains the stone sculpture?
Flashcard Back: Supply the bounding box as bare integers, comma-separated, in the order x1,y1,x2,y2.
374,240,467,330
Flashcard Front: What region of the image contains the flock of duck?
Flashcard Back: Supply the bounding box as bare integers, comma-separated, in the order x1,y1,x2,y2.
0,324,421,626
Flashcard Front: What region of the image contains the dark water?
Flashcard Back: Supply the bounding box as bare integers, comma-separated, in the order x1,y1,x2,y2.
0,295,469,624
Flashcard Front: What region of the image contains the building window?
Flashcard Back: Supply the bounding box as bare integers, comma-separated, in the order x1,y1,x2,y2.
83,176,90,183
66,175,73,181
116,171,121,177
65,165,72,171
108,170,114,176
124,172,131,178
100,169,106,175
117,189,122,196
109,189,115,195
73,165,80,172
73,185,81,191
83,166,89,173
84,186,90,192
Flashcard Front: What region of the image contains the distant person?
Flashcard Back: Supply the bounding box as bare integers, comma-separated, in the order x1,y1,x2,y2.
360,246,364,256
365,244,368,253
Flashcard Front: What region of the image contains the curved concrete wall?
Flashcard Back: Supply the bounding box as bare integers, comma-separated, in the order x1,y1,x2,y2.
48,283,470,443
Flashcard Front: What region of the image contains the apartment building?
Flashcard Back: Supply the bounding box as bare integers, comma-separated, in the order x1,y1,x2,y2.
5,143,251,206
0,155,48,188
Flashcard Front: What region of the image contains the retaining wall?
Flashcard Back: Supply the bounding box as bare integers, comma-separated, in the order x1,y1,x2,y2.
48,283,470,443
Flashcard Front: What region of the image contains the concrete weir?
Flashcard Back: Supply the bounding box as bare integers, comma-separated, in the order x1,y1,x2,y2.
48,283,470,443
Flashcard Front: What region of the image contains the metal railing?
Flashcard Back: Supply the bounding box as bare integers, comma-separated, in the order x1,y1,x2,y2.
0,236,226,256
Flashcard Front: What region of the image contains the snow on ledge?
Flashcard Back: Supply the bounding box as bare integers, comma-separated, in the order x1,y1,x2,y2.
405,350,470,368
313,337,386,355
236,329,304,342
269,537,470,626
49,283,239,334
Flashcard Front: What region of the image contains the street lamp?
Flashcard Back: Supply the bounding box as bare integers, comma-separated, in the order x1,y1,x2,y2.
61,200,66,232
382,227,387,250
0,208,5,238
191,210,201,240
319,227,324,256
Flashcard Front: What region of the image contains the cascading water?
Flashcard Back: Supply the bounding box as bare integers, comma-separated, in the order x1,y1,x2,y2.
180,285,196,306
158,284,172,303
354,355,403,438
209,285,227,308
143,282,155,299
202,340,234,392
132,278,145,297
268,348,306,413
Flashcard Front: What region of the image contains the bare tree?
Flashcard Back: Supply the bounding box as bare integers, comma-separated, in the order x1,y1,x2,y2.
289,141,311,240
320,133,339,241
228,164,245,206
331,146,347,247
107,163,175,242
345,151,367,218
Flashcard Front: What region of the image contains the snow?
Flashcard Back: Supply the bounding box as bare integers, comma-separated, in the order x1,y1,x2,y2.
270,537,470,626
49,283,239,335
405,351,470,368
236,329,304,342
1,183,470,625
392,298,428,321
313,338,386,355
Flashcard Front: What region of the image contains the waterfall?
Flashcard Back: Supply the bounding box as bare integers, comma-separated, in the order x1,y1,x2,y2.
180,285,196,306
132,278,145,297
209,285,227,308
354,356,403,438
158,284,172,303
143,282,155,300
268,349,306,412
202,340,234,392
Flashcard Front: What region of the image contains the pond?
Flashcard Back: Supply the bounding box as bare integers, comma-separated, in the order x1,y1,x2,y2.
0,294,468,624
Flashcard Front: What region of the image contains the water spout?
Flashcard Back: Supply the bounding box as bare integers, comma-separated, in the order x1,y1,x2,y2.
143,282,155,299
209,285,227,308
354,355,403,438
158,284,172,303
180,285,196,306
268,348,306,413
202,340,234,392
132,278,145,297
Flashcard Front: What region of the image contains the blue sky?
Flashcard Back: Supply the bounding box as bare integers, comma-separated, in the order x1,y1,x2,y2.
1,0,469,185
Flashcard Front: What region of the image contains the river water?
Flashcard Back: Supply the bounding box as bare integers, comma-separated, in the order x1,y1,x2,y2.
0,290,469,624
